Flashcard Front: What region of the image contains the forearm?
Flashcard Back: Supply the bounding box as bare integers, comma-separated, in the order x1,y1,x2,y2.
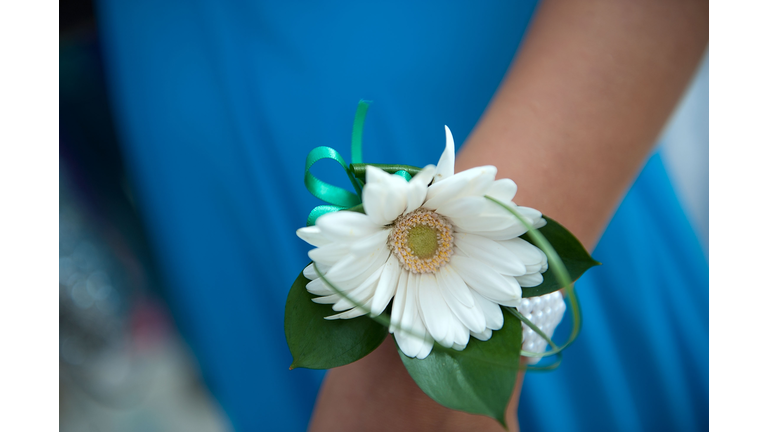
309,1,708,431
457,0,709,249
309,337,519,432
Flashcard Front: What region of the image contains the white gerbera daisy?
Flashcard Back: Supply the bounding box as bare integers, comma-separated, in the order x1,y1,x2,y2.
297,126,548,359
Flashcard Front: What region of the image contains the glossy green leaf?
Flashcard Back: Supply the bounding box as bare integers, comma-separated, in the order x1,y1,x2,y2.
397,309,522,427
285,269,388,369
520,216,600,298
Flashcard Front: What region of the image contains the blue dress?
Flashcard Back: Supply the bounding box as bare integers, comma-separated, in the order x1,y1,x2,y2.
97,1,708,430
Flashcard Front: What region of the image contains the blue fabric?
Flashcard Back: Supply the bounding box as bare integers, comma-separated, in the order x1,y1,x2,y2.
518,153,709,431
97,1,708,431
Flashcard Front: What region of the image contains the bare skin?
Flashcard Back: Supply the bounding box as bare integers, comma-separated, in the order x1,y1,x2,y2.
309,1,708,430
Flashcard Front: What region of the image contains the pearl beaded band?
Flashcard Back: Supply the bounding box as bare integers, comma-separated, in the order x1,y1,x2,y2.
518,291,566,364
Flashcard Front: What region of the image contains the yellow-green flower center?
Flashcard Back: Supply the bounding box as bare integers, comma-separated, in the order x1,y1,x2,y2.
407,225,438,258
388,209,454,274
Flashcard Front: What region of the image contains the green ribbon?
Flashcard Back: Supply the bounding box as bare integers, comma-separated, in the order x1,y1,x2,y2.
304,100,372,225
392,170,412,181
304,146,361,203
350,100,371,165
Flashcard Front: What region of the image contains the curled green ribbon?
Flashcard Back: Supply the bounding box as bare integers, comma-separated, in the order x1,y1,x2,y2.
304,100,377,226
350,100,371,165
303,146,362,225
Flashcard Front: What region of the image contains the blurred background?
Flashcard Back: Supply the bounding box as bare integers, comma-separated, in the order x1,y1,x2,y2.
59,1,707,431
60,1,231,430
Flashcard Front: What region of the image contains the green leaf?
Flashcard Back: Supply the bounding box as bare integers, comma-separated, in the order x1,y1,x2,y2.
285,269,388,369
397,309,522,427
520,216,600,298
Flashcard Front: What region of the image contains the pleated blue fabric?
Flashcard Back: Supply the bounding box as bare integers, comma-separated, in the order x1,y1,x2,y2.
97,1,708,430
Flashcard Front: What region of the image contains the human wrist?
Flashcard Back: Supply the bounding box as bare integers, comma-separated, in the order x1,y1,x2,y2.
309,336,520,432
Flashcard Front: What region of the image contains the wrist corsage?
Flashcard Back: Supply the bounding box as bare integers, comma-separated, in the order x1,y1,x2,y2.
285,101,599,426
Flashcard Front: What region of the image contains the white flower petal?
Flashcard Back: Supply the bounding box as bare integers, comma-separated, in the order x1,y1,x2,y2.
486,178,518,203
362,183,392,226
452,245,469,258
435,264,474,308
382,184,409,223
515,205,544,221
401,272,424,334
332,266,383,311
462,166,497,197
311,294,340,304
325,246,382,282
451,205,520,233
452,335,468,351
500,238,547,266
453,201,546,240
316,211,382,242
434,196,486,219
516,273,544,287
428,165,491,197
508,205,546,229
454,210,536,240
308,242,349,266
447,318,470,351
454,233,527,276
437,266,486,333
404,164,435,214
306,278,334,296
525,263,543,274
389,268,409,334
462,222,529,241
365,164,393,185
325,298,374,320
326,247,390,291
349,229,391,255
422,175,470,210
470,327,493,341
415,336,435,359
371,254,401,316
393,272,434,358
413,164,437,184
487,204,545,232
500,276,524,308
470,290,504,330
307,262,332,281
433,126,455,183
302,264,318,280
363,169,409,226
418,273,452,345
296,226,331,247
424,165,497,209
539,248,549,272
450,255,522,304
